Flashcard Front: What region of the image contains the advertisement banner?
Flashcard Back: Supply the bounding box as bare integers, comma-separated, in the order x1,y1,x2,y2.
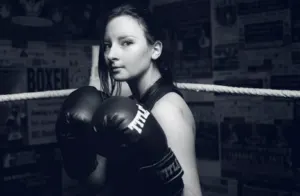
0,146,61,196
189,102,219,161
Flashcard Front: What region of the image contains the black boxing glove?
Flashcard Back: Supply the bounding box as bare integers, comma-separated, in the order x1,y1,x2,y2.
91,96,184,195
55,86,109,180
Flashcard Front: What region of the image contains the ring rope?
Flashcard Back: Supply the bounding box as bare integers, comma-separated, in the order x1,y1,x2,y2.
176,83,300,98
0,83,299,103
0,89,76,102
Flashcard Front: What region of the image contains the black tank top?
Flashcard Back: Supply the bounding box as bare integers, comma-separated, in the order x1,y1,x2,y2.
135,77,183,110
109,78,183,196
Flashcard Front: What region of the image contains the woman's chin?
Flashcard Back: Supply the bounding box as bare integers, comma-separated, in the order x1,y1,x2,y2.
111,73,129,81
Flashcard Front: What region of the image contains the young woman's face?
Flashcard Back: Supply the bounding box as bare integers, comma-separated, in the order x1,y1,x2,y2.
103,15,153,81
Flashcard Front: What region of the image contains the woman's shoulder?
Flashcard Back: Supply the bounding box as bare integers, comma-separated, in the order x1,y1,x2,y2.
153,91,189,113
151,92,196,134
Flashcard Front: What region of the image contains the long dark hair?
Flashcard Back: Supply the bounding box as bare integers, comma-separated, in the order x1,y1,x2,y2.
98,3,174,96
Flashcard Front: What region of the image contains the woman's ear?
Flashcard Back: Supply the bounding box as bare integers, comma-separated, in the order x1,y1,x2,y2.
151,41,163,60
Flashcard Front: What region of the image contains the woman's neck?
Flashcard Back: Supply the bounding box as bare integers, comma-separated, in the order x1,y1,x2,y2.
127,65,162,100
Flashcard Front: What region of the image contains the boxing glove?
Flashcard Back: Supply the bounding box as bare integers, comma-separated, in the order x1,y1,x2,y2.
91,96,184,195
55,86,109,180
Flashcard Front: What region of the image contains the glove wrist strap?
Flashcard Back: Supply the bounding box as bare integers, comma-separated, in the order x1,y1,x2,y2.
138,148,184,195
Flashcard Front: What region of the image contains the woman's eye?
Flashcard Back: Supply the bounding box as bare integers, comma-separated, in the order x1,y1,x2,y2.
122,41,133,46
104,44,110,48
103,43,111,50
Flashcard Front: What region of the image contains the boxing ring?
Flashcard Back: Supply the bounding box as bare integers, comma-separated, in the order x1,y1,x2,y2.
0,49,298,196
1,45,298,102
0,82,299,102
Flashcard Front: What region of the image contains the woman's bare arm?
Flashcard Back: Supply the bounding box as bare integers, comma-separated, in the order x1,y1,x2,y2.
151,94,202,196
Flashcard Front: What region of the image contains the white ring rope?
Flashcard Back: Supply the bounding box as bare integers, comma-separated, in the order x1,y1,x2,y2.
176,83,300,98
0,89,76,102
0,83,299,103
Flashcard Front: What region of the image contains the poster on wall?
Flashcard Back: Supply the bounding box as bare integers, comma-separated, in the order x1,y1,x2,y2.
0,67,27,94
0,41,93,146
69,66,91,88
200,176,238,196
153,0,212,81
239,46,292,75
211,0,238,46
295,101,300,120
0,146,62,196
215,99,294,184
291,44,300,74
23,44,91,145
0,101,27,149
188,102,219,161
26,98,64,145
211,0,240,78
259,101,294,123
23,42,92,88
215,100,260,123
0,44,24,67
214,99,294,124
0,67,66,147
270,75,300,90
291,0,300,43
44,42,68,66
0,68,28,149
25,65,69,145
291,102,300,187
65,43,93,67
213,43,239,73
65,43,93,88
19,42,60,68
241,184,292,196
237,0,291,50
220,118,293,184
26,67,69,92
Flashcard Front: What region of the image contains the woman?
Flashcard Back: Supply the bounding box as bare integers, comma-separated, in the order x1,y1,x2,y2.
90,3,202,196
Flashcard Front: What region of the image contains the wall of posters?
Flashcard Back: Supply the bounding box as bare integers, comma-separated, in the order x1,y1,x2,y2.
0,39,92,195
152,0,299,195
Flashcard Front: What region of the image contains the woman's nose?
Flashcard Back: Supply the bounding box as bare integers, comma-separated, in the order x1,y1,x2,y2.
106,45,120,61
